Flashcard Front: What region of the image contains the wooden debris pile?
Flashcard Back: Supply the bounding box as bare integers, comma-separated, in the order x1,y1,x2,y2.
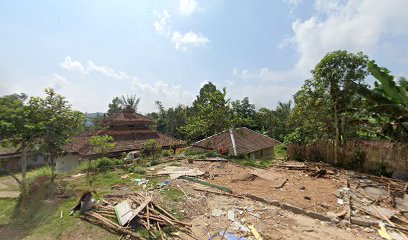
276,162,336,178
74,192,193,240
333,176,408,239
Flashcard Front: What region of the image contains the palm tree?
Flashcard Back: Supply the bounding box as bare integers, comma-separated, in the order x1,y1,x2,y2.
119,94,140,112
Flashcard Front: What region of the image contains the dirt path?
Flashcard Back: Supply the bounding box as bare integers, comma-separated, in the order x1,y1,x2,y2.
0,176,20,198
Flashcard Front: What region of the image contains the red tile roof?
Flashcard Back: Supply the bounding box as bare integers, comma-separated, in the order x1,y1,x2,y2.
191,127,281,155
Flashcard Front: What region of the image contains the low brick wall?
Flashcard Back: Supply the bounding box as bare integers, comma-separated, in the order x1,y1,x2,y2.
287,140,408,174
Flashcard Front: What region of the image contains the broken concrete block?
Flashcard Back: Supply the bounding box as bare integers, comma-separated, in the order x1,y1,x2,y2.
212,209,224,217
228,209,235,221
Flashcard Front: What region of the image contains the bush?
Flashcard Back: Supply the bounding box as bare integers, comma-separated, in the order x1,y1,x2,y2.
161,149,173,158
81,157,124,172
26,166,52,185
142,140,162,159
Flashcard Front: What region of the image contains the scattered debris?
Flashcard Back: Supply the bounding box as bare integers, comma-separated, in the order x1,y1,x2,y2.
180,176,233,193
212,209,224,217
156,166,205,179
248,224,263,240
72,192,194,239
250,169,288,188
228,209,235,221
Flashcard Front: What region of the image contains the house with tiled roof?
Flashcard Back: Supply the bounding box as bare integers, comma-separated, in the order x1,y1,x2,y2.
190,127,281,159
56,109,185,171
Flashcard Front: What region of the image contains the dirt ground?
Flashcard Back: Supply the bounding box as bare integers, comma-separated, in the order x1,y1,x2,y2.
148,160,382,239
157,177,378,239
190,160,344,213
0,175,20,198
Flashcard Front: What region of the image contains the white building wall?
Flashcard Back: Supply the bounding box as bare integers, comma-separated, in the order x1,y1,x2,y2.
56,153,81,172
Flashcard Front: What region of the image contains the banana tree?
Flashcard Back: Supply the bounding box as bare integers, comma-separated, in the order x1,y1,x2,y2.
357,61,408,141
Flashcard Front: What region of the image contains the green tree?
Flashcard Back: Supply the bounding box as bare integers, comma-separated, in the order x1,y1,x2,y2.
313,50,369,163
355,61,408,141
142,139,162,159
149,101,189,139
231,97,256,128
107,97,122,116
0,93,43,206
88,135,116,179
89,135,116,157
182,82,231,140
37,88,85,182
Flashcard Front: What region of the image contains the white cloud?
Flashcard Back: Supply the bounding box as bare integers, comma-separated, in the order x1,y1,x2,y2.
253,0,408,82
179,0,197,16
290,0,408,75
59,56,195,112
153,8,210,51
48,73,69,90
153,10,172,37
172,31,210,51
60,56,87,74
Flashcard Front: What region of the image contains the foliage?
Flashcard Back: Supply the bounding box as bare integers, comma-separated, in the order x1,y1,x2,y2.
89,135,116,157
107,97,122,116
147,101,189,139
355,61,408,141
286,50,369,144
232,158,273,169
142,139,162,159
256,101,292,142
161,149,173,157
181,82,231,140
81,157,124,171
230,97,256,128
36,88,85,181
119,94,140,111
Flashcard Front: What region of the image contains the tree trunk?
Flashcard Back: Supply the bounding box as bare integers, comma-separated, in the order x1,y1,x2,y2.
50,154,56,183
334,104,340,164
20,144,28,208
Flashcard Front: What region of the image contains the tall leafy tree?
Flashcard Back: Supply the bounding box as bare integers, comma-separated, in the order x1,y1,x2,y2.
37,88,85,182
231,97,256,129
182,82,230,140
0,93,43,205
312,50,369,163
107,97,122,116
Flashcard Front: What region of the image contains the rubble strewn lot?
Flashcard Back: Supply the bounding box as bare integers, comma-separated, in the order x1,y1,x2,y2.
68,159,408,239
2,158,408,239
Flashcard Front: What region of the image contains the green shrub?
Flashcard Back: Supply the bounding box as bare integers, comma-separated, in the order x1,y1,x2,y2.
26,166,52,185
142,139,162,159
161,149,173,157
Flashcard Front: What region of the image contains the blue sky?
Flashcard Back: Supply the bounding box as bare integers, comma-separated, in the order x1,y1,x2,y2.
1,0,408,113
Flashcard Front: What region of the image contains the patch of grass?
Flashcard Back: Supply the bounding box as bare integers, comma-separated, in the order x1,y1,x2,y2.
164,188,184,202
26,166,52,184
274,144,287,160
232,158,273,169
0,198,18,225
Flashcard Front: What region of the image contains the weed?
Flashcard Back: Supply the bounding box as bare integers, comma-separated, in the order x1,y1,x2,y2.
164,188,184,202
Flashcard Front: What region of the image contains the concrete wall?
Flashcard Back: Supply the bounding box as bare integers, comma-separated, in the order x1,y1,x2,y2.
248,147,275,160
287,140,408,174
0,154,46,172
56,153,81,172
